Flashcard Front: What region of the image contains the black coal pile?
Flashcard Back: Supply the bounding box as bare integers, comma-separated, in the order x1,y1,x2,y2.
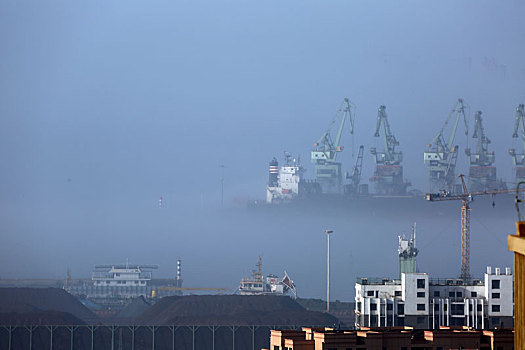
0,288,96,325
137,295,340,325
113,296,151,323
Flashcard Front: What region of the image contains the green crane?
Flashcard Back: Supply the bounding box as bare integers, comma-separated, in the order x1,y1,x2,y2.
311,98,355,194
424,98,469,193
509,104,525,183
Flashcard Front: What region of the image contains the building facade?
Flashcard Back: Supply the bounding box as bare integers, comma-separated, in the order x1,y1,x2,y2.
355,266,513,329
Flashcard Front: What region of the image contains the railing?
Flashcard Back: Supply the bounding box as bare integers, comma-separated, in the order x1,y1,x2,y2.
429,278,483,286
356,278,400,285
0,324,331,350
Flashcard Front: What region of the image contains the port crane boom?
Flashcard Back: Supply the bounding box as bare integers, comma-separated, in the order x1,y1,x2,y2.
311,98,356,193
370,105,407,195
426,175,525,281
465,111,497,191
345,145,364,195
313,98,355,162
372,105,401,165
509,104,525,183
424,99,469,193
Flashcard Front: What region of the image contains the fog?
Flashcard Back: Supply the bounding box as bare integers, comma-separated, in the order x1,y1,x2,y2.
0,0,524,300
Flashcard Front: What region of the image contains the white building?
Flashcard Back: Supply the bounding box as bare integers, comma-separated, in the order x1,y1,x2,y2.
355,266,513,329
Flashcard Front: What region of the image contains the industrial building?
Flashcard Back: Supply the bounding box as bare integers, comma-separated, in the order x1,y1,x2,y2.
265,327,513,350
65,260,184,308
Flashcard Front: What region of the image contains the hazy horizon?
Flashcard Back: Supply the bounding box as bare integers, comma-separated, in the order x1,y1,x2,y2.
1,0,524,300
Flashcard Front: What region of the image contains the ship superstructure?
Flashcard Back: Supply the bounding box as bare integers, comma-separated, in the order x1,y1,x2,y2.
266,153,320,204
237,257,297,298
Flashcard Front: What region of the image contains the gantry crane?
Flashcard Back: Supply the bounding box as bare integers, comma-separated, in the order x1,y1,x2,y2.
344,145,364,196
465,111,498,191
509,104,525,183
370,105,408,195
424,99,469,193
311,98,355,194
426,175,524,281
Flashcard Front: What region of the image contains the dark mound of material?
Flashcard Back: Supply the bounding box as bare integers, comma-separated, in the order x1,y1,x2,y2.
0,288,97,323
115,296,151,321
0,310,85,325
138,295,340,325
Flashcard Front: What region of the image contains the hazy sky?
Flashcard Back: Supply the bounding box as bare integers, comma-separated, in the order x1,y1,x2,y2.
1,0,524,300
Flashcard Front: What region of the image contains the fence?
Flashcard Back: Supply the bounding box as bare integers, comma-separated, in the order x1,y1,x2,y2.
0,324,323,350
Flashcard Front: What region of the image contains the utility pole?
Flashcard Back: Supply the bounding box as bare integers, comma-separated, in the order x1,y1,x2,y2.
219,165,225,206
325,229,333,312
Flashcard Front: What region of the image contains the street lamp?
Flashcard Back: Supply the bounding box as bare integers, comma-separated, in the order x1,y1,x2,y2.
325,229,333,313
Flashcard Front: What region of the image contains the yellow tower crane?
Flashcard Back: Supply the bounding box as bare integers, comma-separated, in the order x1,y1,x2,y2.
426,175,525,282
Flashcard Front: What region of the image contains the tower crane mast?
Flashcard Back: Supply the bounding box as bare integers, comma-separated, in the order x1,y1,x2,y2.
424,99,469,193
370,105,408,195
311,98,355,194
465,111,498,191
426,175,525,282
509,104,525,183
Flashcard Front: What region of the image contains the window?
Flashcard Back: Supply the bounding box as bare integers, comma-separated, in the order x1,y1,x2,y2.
370,303,377,311
477,304,482,311
398,304,404,315
492,305,500,312
370,315,378,325
417,303,425,311
456,291,462,297
449,291,455,297
434,304,439,311
471,291,477,297
395,290,402,297
417,291,425,298
274,346,279,350
492,280,500,289
367,290,375,296
434,291,440,297
417,279,425,288
492,293,500,299
453,304,464,314
387,303,393,311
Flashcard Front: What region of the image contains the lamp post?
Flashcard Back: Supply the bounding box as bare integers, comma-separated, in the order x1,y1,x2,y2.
325,229,333,313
